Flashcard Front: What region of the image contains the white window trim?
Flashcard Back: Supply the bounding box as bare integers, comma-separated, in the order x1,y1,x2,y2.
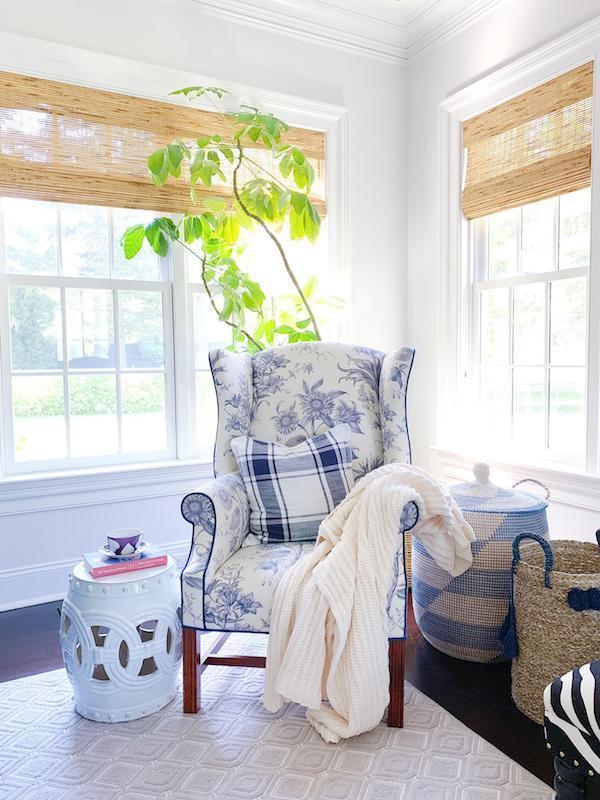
435,15,600,501
0,32,349,502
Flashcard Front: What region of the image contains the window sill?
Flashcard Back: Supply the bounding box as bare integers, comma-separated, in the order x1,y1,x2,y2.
432,445,600,512
0,459,214,516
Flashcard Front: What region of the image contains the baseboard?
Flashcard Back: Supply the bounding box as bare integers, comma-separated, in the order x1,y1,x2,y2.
0,540,191,612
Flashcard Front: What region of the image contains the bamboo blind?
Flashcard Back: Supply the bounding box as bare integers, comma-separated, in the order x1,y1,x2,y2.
0,71,326,214
462,62,594,219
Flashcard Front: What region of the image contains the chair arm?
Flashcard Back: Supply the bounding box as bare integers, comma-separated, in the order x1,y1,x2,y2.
181,473,250,584
387,500,419,639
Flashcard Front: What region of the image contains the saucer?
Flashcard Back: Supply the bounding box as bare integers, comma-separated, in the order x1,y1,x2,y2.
101,542,149,560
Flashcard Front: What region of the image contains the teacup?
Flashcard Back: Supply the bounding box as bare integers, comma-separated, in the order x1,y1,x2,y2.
106,528,143,556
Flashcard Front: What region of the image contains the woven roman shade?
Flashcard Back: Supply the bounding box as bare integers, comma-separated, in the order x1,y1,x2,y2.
462,62,594,219
0,71,325,214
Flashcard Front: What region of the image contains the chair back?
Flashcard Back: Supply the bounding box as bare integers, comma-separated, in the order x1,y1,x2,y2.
209,342,414,479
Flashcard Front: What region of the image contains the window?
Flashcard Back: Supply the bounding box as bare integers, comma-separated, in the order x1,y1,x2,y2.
0,69,342,479
0,199,174,471
451,61,596,471
471,188,590,465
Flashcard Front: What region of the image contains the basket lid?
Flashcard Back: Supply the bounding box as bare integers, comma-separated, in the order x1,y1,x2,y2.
450,463,548,513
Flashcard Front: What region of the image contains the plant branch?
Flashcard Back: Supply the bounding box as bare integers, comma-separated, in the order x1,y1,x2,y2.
177,240,264,351
242,154,289,192
232,145,322,340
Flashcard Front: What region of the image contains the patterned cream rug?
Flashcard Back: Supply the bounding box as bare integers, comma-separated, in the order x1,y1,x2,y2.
0,634,552,800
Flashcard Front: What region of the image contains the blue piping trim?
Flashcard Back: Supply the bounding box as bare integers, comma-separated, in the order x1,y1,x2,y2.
180,490,218,631
404,347,416,465
208,351,220,479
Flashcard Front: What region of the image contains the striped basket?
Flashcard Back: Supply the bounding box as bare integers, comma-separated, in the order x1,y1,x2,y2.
412,463,549,663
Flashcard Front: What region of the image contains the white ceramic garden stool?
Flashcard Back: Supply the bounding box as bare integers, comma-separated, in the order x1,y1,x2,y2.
59,556,181,723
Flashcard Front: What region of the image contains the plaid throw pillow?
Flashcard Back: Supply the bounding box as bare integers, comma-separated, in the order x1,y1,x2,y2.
231,423,355,544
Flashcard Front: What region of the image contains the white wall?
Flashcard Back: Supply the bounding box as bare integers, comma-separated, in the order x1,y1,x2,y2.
405,0,600,538
0,0,406,609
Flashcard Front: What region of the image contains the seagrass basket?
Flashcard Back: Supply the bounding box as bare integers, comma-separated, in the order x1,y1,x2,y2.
509,533,600,723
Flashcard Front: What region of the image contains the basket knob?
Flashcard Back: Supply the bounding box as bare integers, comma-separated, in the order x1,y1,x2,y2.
473,462,490,484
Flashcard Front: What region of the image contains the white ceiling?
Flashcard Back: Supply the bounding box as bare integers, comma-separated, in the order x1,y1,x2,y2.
185,0,509,63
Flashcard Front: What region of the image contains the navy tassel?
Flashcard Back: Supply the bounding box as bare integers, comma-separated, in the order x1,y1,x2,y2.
499,598,519,660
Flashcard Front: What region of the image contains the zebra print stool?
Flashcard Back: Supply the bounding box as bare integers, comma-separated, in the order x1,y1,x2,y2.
544,661,600,799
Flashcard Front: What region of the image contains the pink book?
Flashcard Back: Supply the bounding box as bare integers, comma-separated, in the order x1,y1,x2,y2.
83,548,168,578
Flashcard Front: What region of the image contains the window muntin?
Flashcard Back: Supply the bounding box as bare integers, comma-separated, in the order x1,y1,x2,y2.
0,198,173,471
472,188,590,466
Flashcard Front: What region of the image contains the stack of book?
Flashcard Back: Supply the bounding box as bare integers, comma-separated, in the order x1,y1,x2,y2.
83,547,168,578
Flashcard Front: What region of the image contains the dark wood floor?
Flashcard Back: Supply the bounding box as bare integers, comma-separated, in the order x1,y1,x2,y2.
0,595,554,788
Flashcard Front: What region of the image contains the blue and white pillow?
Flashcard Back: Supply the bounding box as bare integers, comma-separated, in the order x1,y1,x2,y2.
231,423,354,544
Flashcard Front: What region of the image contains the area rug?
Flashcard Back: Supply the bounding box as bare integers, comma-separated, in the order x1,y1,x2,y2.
0,634,552,800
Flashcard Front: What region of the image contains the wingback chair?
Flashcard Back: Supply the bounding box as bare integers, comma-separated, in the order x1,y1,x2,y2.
180,342,417,727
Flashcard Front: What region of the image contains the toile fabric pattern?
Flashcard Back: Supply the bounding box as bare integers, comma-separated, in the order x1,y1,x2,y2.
210,342,415,479
182,342,416,636
231,423,354,544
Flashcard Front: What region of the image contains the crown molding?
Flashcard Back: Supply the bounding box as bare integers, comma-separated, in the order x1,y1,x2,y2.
157,0,509,65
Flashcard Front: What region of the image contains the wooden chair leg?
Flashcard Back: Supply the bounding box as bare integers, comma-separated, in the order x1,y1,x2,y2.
388,639,405,728
183,627,201,714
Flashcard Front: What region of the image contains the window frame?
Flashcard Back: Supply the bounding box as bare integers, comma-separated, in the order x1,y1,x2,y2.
470,194,590,467
0,201,178,475
436,25,600,481
0,34,349,485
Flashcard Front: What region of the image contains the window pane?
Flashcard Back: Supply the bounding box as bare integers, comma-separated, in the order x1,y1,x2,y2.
513,367,545,449
559,188,591,269
60,204,110,278
193,292,230,369
480,288,509,364
121,374,167,453
9,286,62,370
549,367,585,455
119,291,164,368
112,209,160,280
521,197,555,274
4,198,58,275
513,283,545,365
550,278,586,365
69,375,118,457
195,370,218,458
12,375,66,462
479,367,510,442
66,289,114,368
488,208,518,279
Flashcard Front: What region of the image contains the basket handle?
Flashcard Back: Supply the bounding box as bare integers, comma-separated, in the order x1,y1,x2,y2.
512,478,550,500
512,532,554,588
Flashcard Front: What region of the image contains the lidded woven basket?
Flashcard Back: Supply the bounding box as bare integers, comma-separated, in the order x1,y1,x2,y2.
412,463,549,662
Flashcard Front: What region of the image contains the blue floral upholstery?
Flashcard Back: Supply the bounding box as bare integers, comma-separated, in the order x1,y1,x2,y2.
210,343,414,478
181,342,415,636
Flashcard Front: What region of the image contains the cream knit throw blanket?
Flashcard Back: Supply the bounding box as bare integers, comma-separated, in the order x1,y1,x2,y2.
263,463,475,743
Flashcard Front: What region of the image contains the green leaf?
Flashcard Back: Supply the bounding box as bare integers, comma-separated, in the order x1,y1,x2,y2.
121,225,145,260
148,149,166,175
204,197,227,213
183,215,203,243
167,143,183,168
303,276,318,299
274,324,295,335
144,221,169,257
218,215,240,244
155,217,179,240
219,295,234,321
296,318,312,329
170,85,229,100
